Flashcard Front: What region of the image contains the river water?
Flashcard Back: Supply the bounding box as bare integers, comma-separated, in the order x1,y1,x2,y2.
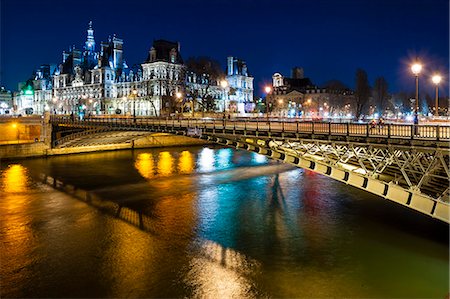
1,146,448,298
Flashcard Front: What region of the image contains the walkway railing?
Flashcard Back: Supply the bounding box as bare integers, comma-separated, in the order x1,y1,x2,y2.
50,115,450,142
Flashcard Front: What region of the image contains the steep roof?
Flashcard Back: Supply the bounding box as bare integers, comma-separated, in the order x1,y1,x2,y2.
145,39,183,64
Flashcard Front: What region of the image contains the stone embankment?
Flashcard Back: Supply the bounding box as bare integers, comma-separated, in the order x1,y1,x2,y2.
0,134,209,160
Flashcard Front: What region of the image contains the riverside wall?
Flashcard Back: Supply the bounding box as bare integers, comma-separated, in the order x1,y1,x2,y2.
0,134,210,160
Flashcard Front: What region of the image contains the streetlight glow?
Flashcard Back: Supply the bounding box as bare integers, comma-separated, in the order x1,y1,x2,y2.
411,61,422,127
432,74,442,117
220,80,228,88
432,74,442,85
411,63,422,76
264,86,272,94
176,92,182,99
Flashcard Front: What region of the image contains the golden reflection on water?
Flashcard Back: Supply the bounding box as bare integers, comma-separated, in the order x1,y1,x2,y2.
178,151,194,174
0,164,34,284
2,164,28,193
135,153,154,179
186,240,260,298
157,152,173,176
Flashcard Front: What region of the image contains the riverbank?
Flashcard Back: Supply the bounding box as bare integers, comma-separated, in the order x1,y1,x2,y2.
0,134,210,160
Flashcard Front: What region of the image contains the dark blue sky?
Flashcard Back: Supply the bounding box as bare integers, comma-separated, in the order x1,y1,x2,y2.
1,0,448,97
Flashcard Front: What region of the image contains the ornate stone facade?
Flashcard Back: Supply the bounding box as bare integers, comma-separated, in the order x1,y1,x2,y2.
14,22,254,116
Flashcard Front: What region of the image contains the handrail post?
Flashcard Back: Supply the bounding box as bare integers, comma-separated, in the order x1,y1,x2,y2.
387,123,391,138
312,121,315,134
411,125,414,139
436,125,440,141
328,121,331,135
282,120,285,132
346,122,349,136
296,121,299,133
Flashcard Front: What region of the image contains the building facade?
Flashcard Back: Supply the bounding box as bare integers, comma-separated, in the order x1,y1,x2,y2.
13,22,254,116
268,67,353,118
0,86,13,114
225,56,254,113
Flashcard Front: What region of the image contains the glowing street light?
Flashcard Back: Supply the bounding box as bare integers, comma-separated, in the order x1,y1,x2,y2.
132,88,138,121
264,86,272,122
432,74,442,117
411,61,422,126
220,80,228,116
176,92,183,114
411,63,422,76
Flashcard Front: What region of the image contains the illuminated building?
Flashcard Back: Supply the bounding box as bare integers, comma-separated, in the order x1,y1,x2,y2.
269,67,354,117
0,86,13,114
225,56,254,113
13,22,253,116
185,56,254,114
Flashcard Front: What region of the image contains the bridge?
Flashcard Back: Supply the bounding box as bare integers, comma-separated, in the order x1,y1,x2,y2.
50,115,450,224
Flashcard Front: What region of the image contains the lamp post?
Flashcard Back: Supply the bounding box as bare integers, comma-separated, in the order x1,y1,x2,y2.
176,91,182,115
220,80,228,118
264,86,272,122
52,97,57,114
432,74,441,117
132,88,138,122
411,62,422,126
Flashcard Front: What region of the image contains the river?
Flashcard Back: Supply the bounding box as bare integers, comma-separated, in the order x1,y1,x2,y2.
0,146,448,298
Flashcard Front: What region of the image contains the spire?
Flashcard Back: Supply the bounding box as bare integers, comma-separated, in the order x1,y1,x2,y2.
85,20,96,52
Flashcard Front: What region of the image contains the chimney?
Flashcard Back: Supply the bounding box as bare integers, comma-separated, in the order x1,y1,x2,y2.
291,67,304,79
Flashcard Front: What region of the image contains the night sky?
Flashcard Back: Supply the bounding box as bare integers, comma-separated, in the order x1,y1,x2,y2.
1,0,448,97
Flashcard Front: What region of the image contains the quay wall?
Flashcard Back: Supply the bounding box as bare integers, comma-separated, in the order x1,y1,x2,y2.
0,134,209,160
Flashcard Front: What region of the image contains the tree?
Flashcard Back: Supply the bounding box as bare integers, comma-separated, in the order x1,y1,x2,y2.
373,76,389,116
161,95,182,116
323,80,351,115
354,69,371,119
185,56,224,113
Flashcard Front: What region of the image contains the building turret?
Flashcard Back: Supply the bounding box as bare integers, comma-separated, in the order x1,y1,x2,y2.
112,35,123,70
85,21,96,52
227,56,234,76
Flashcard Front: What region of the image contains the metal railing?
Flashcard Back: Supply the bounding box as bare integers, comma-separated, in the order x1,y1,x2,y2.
50,115,450,142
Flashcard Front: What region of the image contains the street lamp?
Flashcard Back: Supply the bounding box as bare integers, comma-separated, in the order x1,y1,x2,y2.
220,80,228,117
176,92,182,114
52,97,57,114
132,88,138,122
432,74,441,117
264,86,272,122
411,62,422,126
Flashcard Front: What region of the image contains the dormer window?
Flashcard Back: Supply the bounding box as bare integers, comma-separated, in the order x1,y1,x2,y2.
170,49,177,63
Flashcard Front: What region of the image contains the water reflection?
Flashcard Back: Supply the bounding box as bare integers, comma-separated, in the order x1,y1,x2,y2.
2,164,29,193
134,153,155,179
186,240,261,298
157,151,174,176
1,146,448,298
178,150,194,174
198,147,215,172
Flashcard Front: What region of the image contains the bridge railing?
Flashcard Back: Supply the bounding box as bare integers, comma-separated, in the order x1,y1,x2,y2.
49,115,450,142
